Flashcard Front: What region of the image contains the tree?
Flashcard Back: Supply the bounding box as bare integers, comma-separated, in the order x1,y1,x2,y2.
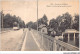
3,14,13,28
32,22,37,30
26,14,48,30
1,12,25,28
26,21,33,28
38,18,43,26
57,12,72,32
49,18,58,30
42,14,48,26
49,18,61,35
72,14,79,31
37,14,48,28
49,12,72,35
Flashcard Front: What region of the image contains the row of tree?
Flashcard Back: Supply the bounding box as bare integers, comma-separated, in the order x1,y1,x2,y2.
49,12,79,35
26,21,37,30
26,14,48,29
26,12,79,35
0,11,25,28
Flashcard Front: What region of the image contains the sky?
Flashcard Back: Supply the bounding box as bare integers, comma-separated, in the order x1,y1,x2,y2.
1,0,79,24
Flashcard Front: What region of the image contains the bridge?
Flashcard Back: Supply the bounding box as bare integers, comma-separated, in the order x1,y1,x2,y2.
31,29,79,51
0,28,79,51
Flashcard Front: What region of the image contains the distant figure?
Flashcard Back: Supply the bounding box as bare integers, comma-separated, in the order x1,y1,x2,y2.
51,30,56,37
23,28,24,31
29,27,31,31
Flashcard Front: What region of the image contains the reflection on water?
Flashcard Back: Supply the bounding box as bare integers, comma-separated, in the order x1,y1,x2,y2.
63,33,79,47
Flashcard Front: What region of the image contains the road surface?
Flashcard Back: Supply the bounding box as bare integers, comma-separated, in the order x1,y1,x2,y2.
0,29,26,51
23,30,40,51
0,28,42,51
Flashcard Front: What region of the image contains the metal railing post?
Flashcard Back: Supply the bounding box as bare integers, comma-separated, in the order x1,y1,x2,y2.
42,34,43,46
37,0,38,31
53,38,57,51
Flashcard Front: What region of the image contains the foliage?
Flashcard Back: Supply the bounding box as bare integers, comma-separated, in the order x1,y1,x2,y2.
38,14,48,26
26,14,48,30
26,12,79,36
57,12,72,32
72,14,79,31
49,12,72,35
26,21,37,30
1,11,25,28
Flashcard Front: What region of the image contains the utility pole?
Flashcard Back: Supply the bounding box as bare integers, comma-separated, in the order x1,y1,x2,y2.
1,10,3,29
37,0,38,31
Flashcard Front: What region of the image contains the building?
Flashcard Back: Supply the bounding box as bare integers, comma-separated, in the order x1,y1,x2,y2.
62,29,79,47
38,24,47,34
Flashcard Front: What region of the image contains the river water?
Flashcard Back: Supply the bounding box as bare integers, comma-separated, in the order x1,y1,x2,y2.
62,33,79,47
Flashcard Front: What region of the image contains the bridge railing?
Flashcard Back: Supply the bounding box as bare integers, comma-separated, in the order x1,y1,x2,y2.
32,30,79,51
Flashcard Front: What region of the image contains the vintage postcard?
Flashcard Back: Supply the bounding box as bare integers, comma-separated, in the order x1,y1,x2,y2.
0,0,79,51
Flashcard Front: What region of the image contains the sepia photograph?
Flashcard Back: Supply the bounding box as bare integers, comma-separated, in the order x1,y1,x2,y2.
0,0,79,51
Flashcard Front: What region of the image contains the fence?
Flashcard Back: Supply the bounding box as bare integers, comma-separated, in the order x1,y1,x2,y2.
32,29,79,51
